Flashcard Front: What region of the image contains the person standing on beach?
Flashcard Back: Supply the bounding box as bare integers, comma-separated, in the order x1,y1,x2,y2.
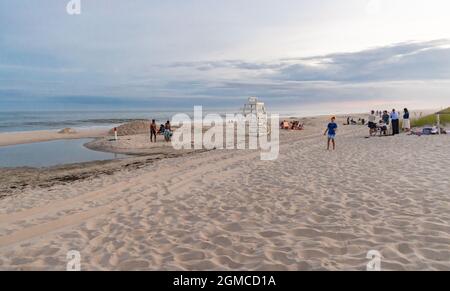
150,119,157,143
324,116,338,150
390,109,400,135
402,108,411,132
382,110,390,124
368,110,377,136
382,110,390,135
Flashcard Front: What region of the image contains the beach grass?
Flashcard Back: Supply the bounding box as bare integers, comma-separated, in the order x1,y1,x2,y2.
412,108,450,127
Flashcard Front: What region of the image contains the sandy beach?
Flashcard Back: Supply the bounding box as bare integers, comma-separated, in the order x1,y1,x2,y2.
0,128,109,147
0,115,449,271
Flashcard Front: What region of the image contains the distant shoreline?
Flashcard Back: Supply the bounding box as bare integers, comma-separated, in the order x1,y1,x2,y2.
0,127,109,147
0,109,438,148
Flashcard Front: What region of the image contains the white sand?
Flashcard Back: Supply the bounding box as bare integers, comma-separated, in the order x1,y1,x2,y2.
0,117,449,271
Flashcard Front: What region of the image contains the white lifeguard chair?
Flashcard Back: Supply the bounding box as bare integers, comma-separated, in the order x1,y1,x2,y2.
242,97,270,136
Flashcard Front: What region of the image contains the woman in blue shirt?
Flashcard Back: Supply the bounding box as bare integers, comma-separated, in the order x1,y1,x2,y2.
402,108,411,132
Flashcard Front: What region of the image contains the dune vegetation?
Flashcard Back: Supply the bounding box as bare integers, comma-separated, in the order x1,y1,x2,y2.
411,108,450,127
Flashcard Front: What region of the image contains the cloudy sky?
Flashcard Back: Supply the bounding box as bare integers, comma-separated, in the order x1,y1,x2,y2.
1,0,450,113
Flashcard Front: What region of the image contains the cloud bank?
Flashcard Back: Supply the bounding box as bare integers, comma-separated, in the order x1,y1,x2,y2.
0,1,449,112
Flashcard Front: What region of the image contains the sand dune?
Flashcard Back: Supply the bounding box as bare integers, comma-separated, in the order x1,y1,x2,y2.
0,117,449,270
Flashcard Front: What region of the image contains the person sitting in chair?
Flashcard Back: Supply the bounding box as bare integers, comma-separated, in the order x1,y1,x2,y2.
378,120,388,136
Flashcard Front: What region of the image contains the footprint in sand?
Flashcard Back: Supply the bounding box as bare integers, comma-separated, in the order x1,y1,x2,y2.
212,256,244,269
222,222,243,232
259,231,284,238
397,243,414,255
212,236,233,247
175,251,206,262
117,259,149,270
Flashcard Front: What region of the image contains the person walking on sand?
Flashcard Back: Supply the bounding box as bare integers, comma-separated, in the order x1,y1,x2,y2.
324,116,338,150
402,108,411,132
150,119,157,143
390,109,400,135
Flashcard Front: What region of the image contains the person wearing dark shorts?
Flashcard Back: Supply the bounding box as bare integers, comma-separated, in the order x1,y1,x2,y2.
150,119,157,142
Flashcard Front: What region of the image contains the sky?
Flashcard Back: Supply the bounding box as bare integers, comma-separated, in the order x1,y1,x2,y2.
0,0,450,113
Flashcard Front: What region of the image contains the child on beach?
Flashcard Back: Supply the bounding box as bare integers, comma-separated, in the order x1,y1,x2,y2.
324,116,338,150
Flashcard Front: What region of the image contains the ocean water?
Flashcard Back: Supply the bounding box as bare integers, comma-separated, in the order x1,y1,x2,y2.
0,109,320,168
0,109,313,133
0,106,341,134
0,110,184,133
0,138,128,168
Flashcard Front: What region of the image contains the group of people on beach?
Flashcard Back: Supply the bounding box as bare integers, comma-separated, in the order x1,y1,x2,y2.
280,120,304,130
324,108,412,150
368,108,410,137
346,117,366,126
150,120,173,143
